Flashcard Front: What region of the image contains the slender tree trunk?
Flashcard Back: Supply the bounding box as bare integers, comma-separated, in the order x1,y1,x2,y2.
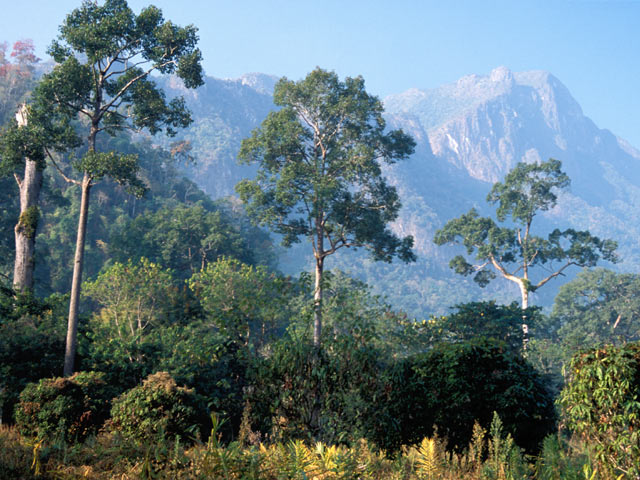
13,105,42,292
311,250,324,439
518,280,529,352
313,255,324,347
63,173,92,376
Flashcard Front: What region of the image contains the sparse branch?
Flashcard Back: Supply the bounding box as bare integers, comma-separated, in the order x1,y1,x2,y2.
489,253,521,285
100,58,176,115
101,38,141,77
52,92,92,118
44,147,80,185
535,261,578,289
103,57,150,81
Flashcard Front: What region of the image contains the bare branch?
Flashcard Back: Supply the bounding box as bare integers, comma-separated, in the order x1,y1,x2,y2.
489,253,523,286
44,147,81,185
535,261,578,289
100,58,177,116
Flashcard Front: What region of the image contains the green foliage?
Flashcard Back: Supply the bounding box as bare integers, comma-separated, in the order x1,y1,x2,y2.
483,412,528,479
38,0,203,140
426,301,538,354
534,435,591,480
488,159,569,225
248,337,384,445
551,268,640,351
290,271,391,339
237,66,416,263
383,338,556,453
109,202,263,278
31,136,224,295
109,372,208,444
434,159,618,306
83,258,179,343
17,205,39,239
558,343,640,478
73,150,145,197
0,288,66,424
530,268,640,392
14,371,110,443
189,257,291,348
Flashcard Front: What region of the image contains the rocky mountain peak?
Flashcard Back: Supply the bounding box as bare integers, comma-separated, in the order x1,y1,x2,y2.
238,73,279,95
489,65,514,85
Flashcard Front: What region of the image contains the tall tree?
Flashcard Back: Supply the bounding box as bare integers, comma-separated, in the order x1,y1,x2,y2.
237,68,416,346
32,0,203,376
1,101,78,292
0,40,49,290
434,159,618,311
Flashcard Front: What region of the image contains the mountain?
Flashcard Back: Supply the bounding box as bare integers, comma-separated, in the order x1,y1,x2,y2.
159,67,640,317
384,66,640,264
155,73,277,198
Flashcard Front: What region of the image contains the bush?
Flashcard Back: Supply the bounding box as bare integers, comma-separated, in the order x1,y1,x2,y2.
381,338,556,453
0,290,66,424
248,337,384,445
109,371,209,443
559,343,640,478
14,371,110,443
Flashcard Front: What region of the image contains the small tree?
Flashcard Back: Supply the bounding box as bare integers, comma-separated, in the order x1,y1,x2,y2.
434,159,617,310
31,0,203,376
237,68,416,346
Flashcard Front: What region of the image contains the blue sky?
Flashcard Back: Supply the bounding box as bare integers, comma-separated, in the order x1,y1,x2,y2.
3,0,640,147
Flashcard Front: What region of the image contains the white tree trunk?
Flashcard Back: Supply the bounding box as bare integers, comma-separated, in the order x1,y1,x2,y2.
13,105,42,292
518,280,529,352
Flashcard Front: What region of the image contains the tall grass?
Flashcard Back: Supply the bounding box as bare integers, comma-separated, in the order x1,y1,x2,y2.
0,422,601,480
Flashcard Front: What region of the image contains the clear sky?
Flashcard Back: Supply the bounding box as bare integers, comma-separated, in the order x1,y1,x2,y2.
3,0,639,147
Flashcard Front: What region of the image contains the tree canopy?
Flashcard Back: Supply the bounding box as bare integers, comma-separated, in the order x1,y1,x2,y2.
434,159,618,309
237,67,416,345
26,0,204,375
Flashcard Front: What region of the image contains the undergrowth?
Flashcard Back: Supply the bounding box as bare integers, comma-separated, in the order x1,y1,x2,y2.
0,414,602,480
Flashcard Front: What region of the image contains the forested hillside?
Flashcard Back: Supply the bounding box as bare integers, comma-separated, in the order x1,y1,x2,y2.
1,1,639,477
155,66,635,316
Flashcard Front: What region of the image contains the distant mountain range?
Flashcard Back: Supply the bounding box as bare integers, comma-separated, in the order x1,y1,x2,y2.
156,67,640,317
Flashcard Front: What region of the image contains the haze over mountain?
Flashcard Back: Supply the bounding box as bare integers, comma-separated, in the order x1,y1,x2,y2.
158,67,640,316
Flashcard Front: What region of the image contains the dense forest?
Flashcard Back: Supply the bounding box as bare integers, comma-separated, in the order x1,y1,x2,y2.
1,2,639,479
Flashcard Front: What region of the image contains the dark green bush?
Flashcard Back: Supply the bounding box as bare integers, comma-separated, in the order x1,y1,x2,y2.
14,371,110,442
0,290,66,424
109,371,209,443
248,336,384,445
380,338,556,453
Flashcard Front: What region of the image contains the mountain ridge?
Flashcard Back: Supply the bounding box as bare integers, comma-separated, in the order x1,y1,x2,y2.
157,66,639,315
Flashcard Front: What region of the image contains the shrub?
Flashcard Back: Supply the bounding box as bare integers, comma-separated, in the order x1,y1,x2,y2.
381,338,556,453
14,371,110,443
109,371,209,443
558,343,640,478
0,290,66,424
248,337,384,445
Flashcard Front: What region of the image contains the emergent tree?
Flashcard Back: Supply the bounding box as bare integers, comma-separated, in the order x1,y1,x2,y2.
33,0,203,376
237,68,416,347
434,159,618,310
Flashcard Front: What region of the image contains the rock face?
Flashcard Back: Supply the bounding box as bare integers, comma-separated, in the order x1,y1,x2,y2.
384,67,640,261
159,68,640,315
